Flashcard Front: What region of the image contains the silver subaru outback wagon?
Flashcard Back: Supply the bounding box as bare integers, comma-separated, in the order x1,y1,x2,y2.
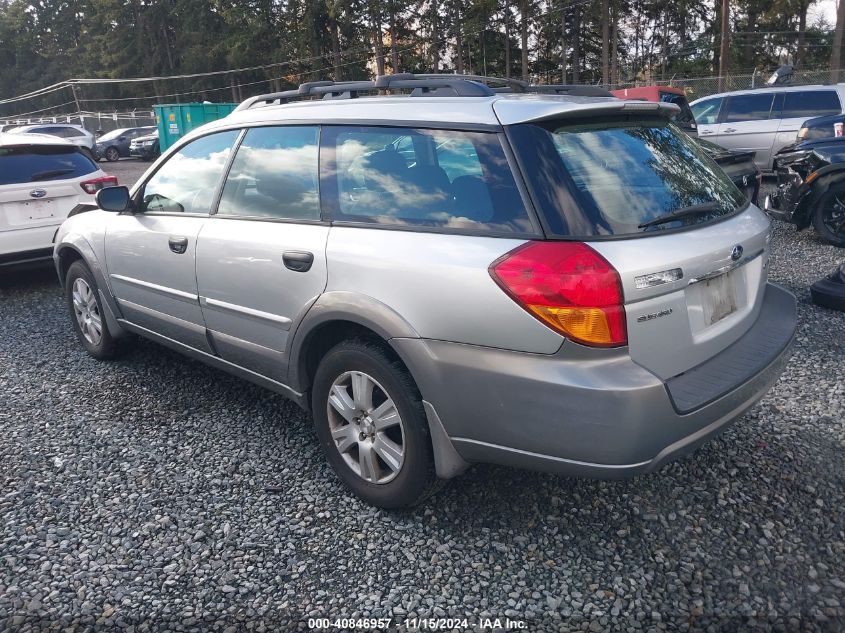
54,74,797,508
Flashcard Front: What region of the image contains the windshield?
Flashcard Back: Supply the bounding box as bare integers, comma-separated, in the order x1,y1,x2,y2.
98,129,128,142
509,117,745,237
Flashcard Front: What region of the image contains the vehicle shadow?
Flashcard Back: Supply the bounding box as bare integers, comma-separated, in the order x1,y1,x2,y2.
0,264,58,291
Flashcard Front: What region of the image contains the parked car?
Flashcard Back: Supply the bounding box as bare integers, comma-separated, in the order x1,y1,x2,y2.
610,86,761,203
697,140,761,204
54,74,796,508
5,124,96,160
765,136,845,246
129,128,160,161
690,84,845,170
1,133,116,269
610,85,698,136
796,112,845,141
94,126,157,162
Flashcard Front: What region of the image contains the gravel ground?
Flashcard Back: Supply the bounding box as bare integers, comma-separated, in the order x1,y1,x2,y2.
0,198,843,632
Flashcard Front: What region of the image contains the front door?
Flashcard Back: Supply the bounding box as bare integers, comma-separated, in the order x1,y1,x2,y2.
104,129,241,351
194,126,328,382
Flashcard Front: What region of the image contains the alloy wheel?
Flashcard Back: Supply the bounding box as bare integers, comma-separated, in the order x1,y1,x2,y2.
72,278,103,346
326,370,406,484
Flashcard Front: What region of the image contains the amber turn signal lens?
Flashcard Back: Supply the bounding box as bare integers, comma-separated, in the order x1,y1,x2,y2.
528,305,614,346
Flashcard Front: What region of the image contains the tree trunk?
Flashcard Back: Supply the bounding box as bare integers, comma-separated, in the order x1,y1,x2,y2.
504,0,511,78
431,0,440,72
372,5,385,76
601,0,609,84
520,0,529,81
389,0,399,73
456,10,463,74
832,0,845,83
796,0,808,70
329,12,342,81
610,0,618,83
560,2,567,83
718,0,729,91
572,6,581,83
712,0,721,75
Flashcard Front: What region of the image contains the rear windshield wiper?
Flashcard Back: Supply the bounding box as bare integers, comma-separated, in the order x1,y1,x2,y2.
30,168,75,181
638,202,726,229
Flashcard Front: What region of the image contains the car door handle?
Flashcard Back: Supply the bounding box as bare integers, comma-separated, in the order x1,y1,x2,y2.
723,127,737,133
700,129,713,135
283,251,314,272
168,236,189,254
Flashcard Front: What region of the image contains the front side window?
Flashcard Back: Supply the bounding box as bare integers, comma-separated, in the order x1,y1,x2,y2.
724,93,774,123
509,117,746,238
141,130,239,214
323,126,533,234
217,126,320,220
691,97,723,125
783,90,841,118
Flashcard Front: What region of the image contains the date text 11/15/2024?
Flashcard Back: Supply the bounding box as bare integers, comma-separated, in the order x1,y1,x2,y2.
307,617,528,630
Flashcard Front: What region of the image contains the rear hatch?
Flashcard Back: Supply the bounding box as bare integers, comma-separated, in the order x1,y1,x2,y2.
0,144,101,233
506,112,771,380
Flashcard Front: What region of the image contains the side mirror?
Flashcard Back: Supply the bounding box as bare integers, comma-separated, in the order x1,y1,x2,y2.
96,186,131,212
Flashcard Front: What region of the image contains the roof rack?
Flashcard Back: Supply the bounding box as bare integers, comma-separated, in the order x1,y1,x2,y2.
233,73,614,112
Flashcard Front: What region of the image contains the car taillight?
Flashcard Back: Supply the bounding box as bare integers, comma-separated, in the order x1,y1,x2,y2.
80,176,118,194
489,241,628,347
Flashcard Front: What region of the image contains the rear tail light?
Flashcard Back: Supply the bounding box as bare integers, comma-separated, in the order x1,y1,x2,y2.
80,176,118,194
489,241,628,347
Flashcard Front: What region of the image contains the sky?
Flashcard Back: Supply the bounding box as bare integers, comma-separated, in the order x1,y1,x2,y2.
811,0,838,26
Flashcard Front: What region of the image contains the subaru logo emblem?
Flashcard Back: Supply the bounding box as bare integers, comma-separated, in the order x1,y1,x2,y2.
29,189,47,199
731,245,743,261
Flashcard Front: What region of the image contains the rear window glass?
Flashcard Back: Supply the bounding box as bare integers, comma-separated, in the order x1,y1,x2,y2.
0,145,97,185
783,91,841,118
724,93,775,122
509,117,745,238
322,126,534,235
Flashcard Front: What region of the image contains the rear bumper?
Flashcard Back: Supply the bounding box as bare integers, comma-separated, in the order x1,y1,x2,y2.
394,283,796,479
0,225,61,267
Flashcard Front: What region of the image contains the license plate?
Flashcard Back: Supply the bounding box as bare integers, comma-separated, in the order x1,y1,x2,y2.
24,200,55,220
702,270,738,326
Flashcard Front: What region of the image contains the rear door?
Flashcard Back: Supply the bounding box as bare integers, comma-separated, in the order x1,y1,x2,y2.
775,89,842,155
195,125,328,383
104,129,240,351
716,92,778,169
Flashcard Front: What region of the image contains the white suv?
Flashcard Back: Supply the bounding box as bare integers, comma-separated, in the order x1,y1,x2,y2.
690,85,845,170
0,133,115,269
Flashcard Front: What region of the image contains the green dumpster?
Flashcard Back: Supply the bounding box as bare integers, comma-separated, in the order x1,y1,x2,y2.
154,102,238,152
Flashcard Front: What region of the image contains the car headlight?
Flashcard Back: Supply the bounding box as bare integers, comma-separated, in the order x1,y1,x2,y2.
797,127,808,140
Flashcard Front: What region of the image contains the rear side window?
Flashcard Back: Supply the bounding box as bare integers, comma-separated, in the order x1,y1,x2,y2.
509,117,745,238
783,91,841,118
0,145,97,185
218,126,320,220
724,93,774,122
691,97,723,125
322,126,533,234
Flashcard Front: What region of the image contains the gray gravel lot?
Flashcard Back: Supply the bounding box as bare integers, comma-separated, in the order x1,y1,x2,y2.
0,187,843,631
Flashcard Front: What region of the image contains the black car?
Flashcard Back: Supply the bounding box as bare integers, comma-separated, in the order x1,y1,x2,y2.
796,112,845,142
94,126,156,162
698,139,761,205
766,137,845,247
128,129,160,161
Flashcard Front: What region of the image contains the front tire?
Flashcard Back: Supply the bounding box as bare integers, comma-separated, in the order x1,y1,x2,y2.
105,147,120,162
311,339,438,508
65,261,119,360
813,185,845,247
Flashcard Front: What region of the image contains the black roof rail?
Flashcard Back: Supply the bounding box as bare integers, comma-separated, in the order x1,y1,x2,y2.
232,73,613,112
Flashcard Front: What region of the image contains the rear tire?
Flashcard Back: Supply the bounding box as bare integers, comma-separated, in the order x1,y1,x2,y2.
812,185,845,247
311,339,438,508
65,261,119,360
